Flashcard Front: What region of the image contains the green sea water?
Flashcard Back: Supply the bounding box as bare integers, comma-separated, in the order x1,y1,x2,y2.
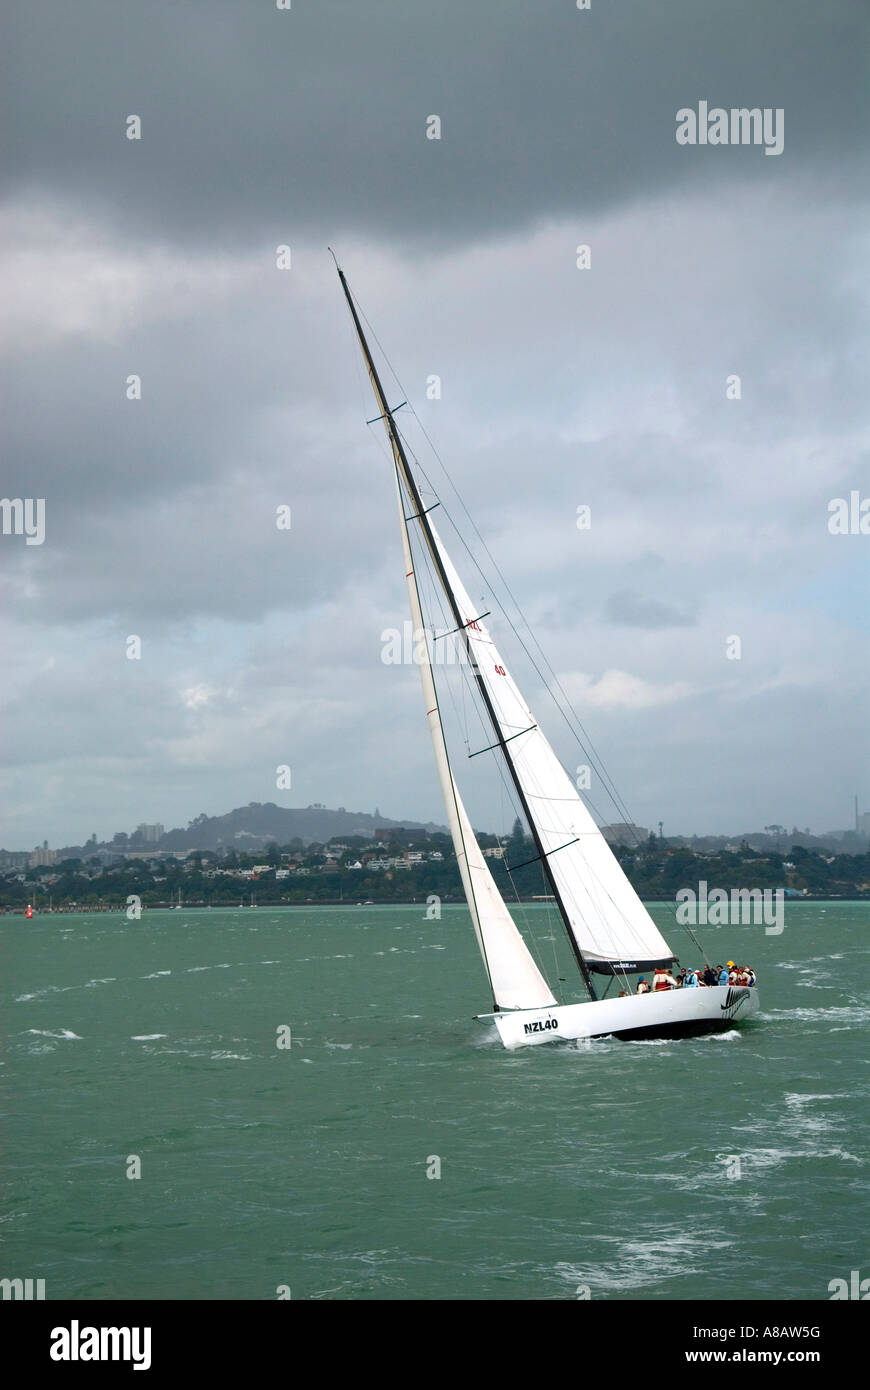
3,901,868,1301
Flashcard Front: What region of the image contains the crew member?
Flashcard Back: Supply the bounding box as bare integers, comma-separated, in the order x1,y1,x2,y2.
653,965,679,991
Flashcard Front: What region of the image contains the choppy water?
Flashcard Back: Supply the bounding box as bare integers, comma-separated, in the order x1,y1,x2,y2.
3,901,868,1300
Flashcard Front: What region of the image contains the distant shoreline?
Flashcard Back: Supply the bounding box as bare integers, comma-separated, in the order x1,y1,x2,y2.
3,895,868,915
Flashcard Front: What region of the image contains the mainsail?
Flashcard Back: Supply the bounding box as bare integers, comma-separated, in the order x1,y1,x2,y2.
425,523,674,976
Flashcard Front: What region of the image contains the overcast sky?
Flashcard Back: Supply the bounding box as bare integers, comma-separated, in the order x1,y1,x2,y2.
2,0,868,848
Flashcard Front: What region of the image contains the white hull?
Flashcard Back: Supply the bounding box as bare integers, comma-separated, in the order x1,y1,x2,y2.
491,985,760,1049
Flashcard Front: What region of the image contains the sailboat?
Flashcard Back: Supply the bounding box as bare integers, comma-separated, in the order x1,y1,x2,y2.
336,263,760,1048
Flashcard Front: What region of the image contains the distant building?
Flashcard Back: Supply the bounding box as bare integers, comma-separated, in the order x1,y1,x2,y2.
376,827,419,845
30,845,57,866
482,847,504,859
136,823,164,843
600,823,650,847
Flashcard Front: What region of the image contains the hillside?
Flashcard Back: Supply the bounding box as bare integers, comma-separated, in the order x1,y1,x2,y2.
157,802,446,851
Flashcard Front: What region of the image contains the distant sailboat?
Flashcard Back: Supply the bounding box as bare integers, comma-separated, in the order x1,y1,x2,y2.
336,262,760,1047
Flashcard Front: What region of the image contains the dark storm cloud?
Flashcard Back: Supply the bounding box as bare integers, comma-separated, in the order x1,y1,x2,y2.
2,3,867,846
6,0,866,248
604,588,694,628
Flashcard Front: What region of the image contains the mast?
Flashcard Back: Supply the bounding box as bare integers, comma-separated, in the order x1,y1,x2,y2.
336,263,597,999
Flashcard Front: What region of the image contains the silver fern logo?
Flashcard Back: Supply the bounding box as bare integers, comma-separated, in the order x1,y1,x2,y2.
721,987,751,1014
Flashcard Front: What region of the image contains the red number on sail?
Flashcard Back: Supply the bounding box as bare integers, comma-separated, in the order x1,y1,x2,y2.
494,664,506,676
